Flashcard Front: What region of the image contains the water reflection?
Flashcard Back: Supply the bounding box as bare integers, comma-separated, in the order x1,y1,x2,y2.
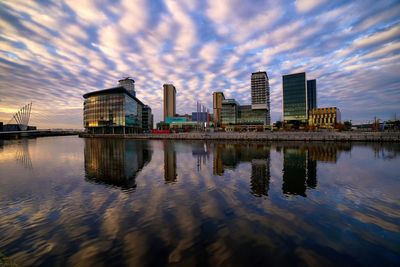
0,137,399,266
163,141,177,183
84,138,152,189
212,143,271,196
15,139,33,170
282,148,316,196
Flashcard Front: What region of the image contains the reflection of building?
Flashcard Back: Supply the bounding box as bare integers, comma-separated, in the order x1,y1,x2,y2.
84,139,152,189
283,72,308,123
250,159,270,197
83,78,152,134
163,141,177,183
163,84,176,121
192,143,210,171
213,143,271,196
309,107,341,129
282,148,317,196
213,92,225,127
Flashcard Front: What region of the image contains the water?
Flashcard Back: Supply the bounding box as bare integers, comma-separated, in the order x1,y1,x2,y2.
0,136,399,267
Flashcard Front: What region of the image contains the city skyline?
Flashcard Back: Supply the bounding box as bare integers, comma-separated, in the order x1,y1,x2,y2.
0,0,399,128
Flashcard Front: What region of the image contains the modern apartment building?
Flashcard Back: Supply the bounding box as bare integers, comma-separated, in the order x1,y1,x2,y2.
251,71,270,125
213,92,225,127
163,84,176,121
118,77,136,97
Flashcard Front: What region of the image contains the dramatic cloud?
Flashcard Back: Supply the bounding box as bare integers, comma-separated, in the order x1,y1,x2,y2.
0,0,399,128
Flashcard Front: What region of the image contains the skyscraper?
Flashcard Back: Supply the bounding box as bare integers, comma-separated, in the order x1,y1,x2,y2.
251,71,270,125
118,77,136,97
163,84,176,121
307,79,317,111
213,92,225,127
283,72,308,123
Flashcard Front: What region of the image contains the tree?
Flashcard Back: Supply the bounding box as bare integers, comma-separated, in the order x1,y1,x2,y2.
344,121,352,130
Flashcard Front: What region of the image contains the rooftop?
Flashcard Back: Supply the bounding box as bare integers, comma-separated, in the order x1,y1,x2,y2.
82,86,144,106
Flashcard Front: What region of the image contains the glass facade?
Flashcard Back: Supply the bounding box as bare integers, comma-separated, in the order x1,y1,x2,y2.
83,93,125,128
283,72,307,122
221,99,239,125
83,88,144,134
237,105,266,125
307,79,317,111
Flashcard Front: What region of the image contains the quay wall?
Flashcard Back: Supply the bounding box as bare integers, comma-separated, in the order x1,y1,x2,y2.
79,132,400,142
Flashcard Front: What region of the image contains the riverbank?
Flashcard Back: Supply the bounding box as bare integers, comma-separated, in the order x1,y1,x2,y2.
79,131,400,142
0,130,80,139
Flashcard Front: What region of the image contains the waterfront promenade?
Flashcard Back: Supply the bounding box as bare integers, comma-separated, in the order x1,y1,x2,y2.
80,131,400,142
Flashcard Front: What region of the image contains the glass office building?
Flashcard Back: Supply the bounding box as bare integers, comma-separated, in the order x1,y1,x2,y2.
221,99,239,125
307,79,317,111
83,86,145,134
237,105,266,125
283,72,308,123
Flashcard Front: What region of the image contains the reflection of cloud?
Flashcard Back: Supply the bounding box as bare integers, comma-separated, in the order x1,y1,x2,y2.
0,140,400,265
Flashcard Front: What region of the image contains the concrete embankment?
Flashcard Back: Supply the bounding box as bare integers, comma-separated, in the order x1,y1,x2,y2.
0,130,80,139
79,131,400,142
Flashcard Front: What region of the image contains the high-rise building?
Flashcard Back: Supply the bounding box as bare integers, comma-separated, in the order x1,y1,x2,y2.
251,71,270,125
283,72,308,123
118,77,136,97
163,84,176,121
307,79,317,111
213,92,225,127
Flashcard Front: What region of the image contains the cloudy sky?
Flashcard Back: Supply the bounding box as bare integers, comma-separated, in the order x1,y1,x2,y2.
0,0,399,128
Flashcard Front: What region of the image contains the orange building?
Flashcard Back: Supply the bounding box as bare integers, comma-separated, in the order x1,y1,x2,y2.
309,107,341,129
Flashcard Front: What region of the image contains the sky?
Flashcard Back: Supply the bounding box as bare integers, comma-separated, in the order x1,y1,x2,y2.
0,0,399,129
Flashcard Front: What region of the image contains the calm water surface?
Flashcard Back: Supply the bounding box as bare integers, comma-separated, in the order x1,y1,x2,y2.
0,136,399,266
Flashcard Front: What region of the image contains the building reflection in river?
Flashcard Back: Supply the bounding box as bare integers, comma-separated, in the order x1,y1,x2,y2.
282,148,316,196
84,138,152,189
163,141,177,183
213,143,271,196
84,139,353,197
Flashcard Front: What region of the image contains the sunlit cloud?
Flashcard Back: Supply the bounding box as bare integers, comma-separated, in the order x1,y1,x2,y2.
0,0,399,128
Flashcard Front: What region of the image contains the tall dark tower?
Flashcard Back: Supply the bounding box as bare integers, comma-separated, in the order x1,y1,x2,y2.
283,72,307,123
307,79,317,112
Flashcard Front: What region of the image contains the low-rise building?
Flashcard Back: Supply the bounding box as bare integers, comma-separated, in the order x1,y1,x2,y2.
237,105,267,125
221,99,239,125
142,105,153,132
309,107,341,129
